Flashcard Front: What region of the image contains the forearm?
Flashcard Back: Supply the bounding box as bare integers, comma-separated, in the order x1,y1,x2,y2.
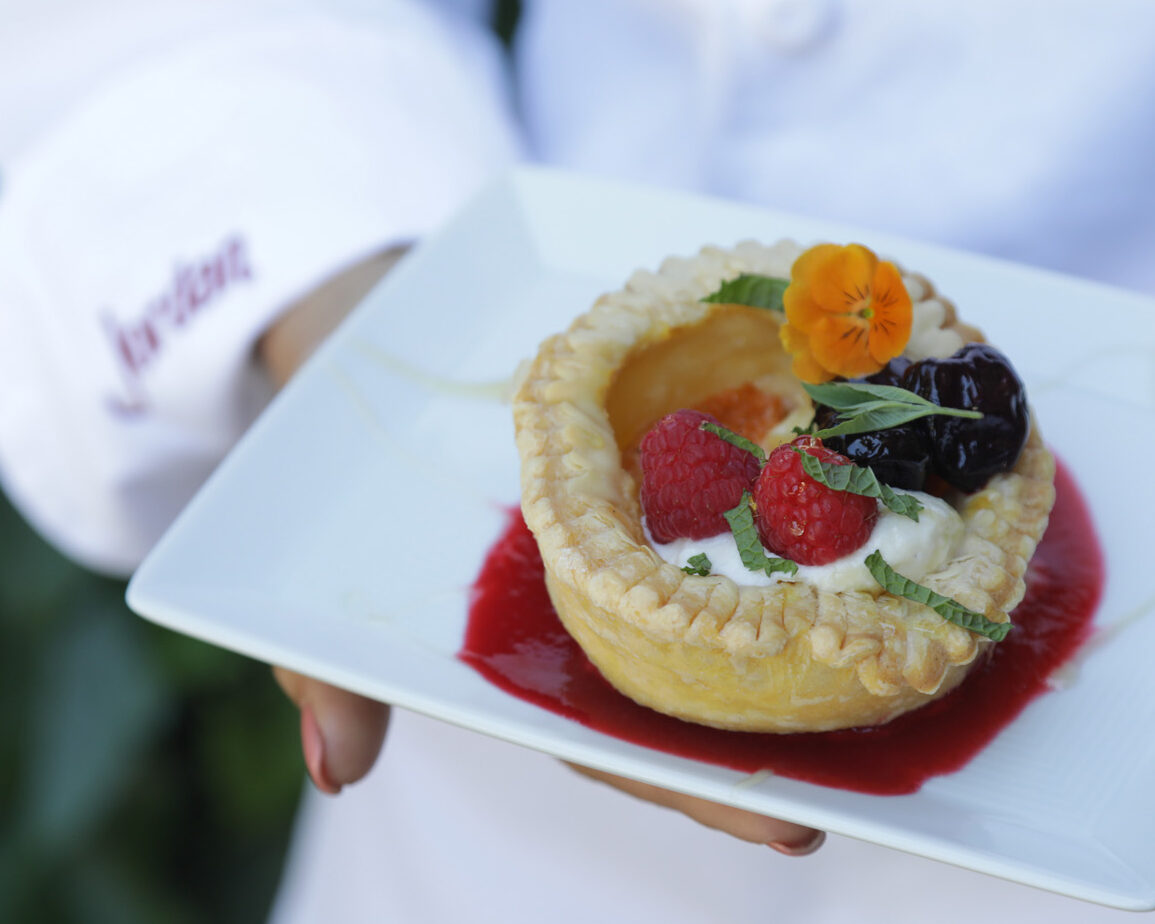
259,245,410,388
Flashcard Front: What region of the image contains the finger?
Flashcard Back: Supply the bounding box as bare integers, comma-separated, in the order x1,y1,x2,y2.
569,764,825,856
274,667,390,794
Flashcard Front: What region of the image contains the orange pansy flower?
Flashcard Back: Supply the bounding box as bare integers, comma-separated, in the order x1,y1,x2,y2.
779,243,912,383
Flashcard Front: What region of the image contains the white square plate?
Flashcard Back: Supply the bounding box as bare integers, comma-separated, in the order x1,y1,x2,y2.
128,167,1155,910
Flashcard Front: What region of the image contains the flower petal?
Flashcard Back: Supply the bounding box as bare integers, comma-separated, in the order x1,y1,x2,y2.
808,315,884,379
866,261,913,364
782,290,828,332
779,323,833,383
808,243,878,316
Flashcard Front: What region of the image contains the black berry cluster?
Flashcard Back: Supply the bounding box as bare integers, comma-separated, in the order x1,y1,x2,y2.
814,344,1029,494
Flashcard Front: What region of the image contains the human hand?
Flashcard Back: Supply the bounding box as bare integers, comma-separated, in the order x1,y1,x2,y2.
272,667,390,794
273,666,821,853
569,764,824,856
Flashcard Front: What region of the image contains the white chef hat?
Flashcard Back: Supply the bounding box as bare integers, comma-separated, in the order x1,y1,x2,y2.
0,5,519,575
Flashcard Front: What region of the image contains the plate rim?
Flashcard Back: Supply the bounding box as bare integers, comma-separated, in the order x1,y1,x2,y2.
127,165,1155,911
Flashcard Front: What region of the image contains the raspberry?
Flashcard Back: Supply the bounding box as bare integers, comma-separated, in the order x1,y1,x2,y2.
639,409,762,543
753,436,879,566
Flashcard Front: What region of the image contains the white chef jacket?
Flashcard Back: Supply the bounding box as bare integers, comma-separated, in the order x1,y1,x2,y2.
1,1,1151,922
0,0,517,574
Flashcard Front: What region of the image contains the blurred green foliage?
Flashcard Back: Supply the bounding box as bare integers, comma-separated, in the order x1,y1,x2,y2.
493,0,522,46
0,489,303,924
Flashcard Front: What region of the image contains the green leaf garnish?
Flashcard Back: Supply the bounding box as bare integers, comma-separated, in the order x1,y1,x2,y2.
865,550,1011,641
700,420,766,463
702,274,789,312
681,553,713,576
723,493,798,578
802,381,983,439
793,449,923,521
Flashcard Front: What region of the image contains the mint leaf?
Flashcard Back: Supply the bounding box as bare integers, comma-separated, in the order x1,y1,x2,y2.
865,550,1011,641
702,274,789,312
699,420,766,464
805,381,936,409
723,493,798,578
793,450,923,521
802,381,983,439
682,553,713,576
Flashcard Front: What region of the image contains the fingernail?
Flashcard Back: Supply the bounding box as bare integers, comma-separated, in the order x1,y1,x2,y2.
301,705,342,795
769,831,825,857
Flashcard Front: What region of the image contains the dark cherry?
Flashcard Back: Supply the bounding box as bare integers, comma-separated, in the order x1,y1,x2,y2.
813,358,933,491
862,356,913,388
903,343,1029,493
818,425,933,491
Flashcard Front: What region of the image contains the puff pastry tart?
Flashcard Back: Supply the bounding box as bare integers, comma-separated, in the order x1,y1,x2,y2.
513,240,1054,732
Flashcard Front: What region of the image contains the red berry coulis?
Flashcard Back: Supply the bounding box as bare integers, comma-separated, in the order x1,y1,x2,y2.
459,460,1103,795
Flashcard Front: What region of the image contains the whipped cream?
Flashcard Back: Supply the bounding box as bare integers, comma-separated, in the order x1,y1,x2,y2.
649,491,964,594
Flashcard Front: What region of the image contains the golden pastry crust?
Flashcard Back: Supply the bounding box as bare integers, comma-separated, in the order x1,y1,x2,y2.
513,240,1055,732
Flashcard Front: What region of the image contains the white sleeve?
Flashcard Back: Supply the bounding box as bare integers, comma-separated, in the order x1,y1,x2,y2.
0,3,521,576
